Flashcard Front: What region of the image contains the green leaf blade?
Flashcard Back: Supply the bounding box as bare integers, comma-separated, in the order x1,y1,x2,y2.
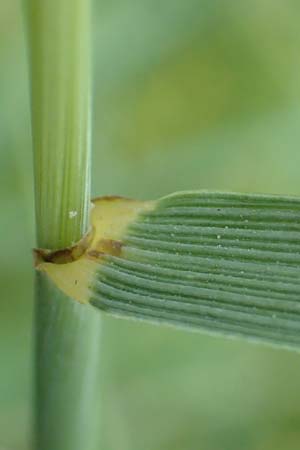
90,191,300,349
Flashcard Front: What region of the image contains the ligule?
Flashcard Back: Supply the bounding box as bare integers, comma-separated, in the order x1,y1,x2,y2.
88,191,300,350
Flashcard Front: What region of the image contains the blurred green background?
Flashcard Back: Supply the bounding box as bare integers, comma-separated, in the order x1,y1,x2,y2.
2,1,300,449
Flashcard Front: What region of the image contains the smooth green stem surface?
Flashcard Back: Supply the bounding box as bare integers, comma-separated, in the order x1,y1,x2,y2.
26,1,102,449
27,0,91,249
35,276,101,450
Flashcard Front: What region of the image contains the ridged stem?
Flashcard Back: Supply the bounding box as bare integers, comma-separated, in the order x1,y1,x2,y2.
27,0,91,249
25,1,102,449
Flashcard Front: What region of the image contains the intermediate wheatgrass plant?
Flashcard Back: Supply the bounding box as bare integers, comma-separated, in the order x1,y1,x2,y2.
26,1,101,449
25,1,300,449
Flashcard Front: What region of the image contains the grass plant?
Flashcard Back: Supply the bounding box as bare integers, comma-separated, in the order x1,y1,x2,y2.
25,1,300,449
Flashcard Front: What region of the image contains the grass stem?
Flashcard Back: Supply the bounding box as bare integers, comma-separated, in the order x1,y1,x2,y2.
26,1,102,448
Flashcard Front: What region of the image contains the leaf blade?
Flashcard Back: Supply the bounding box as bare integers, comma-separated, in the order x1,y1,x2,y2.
90,191,300,349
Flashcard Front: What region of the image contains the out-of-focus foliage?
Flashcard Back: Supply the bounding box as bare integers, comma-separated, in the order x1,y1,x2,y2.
1,1,300,449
